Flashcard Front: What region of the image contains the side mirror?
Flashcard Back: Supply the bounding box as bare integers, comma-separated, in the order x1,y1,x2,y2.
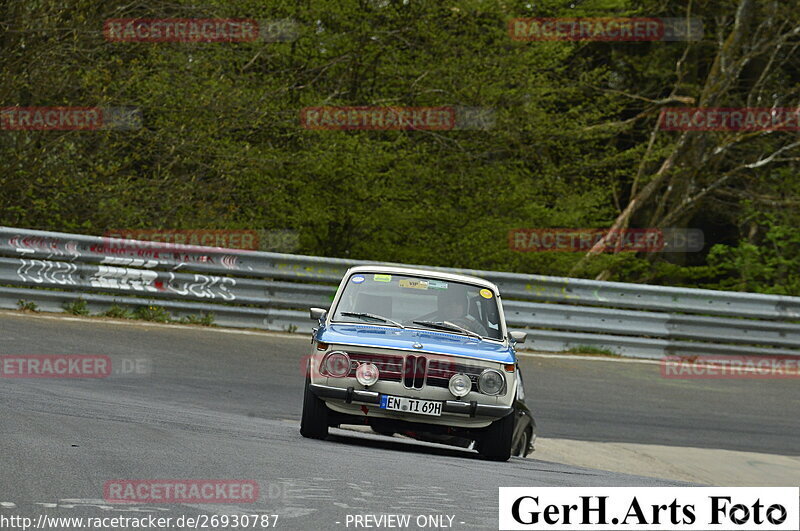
510,330,527,345
309,307,327,321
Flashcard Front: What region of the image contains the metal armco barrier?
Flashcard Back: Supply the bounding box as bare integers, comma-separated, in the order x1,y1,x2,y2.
2,226,800,359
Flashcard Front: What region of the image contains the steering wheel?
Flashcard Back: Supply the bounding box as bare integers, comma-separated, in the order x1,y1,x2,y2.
447,316,489,337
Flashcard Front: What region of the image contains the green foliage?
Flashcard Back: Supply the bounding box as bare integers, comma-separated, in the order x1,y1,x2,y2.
103,305,134,319
180,313,216,326
664,211,800,296
1,0,798,293
565,345,619,357
63,298,90,316
106,305,216,325
134,305,172,323
16,300,39,312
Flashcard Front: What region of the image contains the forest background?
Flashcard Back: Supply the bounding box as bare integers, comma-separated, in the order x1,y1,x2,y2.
2,0,799,294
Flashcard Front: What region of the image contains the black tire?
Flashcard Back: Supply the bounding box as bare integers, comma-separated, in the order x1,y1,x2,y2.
478,413,514,461
514,428,530,457
300,374,329,439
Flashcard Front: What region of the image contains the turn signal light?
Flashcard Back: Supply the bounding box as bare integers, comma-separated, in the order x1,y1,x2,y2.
316,342,329,351
504,364,516,372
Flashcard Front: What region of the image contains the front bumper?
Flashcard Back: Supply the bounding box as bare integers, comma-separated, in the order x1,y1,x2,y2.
309,383,513,419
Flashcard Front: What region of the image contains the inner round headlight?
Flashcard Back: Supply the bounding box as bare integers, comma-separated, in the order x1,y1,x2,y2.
356,362,379,386
478,368,505,395
448,373,472,397
324,351,351,378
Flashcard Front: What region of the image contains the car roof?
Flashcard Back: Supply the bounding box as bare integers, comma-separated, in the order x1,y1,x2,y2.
343,265,500,293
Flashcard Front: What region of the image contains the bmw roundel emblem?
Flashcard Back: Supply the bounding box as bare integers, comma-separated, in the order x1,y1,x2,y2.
412,342,423,349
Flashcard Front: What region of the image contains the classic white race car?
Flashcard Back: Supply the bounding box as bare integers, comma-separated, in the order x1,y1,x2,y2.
300,265,535,461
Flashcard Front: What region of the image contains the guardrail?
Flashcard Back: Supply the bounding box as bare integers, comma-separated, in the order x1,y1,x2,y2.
2,226,799,359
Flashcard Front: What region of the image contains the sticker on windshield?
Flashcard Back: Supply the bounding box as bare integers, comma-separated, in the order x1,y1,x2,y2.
480,288,493,299
428,280,448,290
351,275,365,284
373,274,392,282
399,279,429,290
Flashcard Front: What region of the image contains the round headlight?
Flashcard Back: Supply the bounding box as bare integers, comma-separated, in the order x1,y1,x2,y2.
356,362,379,386
478,369,505,395
324,351,351,378
448,373,472,397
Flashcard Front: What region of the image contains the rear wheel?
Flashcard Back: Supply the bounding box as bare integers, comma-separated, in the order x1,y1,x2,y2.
477,413,514,461
300,373,329,439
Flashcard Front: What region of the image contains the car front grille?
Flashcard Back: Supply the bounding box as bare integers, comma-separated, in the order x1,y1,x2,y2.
403,355,427,389
347,352,404,381
426,358,482,392
346,351,483,392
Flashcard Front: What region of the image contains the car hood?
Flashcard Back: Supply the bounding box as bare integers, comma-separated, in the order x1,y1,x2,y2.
317,323,515,363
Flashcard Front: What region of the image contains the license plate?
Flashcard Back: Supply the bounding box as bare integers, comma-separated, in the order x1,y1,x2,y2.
380,395,442,416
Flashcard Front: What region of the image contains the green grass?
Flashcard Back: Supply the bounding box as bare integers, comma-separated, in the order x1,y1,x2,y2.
133,305,172,323
16,298,223,329
63,298,90,316
564,345,620,357
102,304,134,319
179,312,215,326
16,299,39,312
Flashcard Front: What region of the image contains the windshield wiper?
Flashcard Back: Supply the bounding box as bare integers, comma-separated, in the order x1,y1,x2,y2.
341,311,404,328
412,320,482,339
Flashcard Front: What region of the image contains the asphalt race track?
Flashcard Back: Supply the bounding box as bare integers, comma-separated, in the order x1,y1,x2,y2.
2,312,797,530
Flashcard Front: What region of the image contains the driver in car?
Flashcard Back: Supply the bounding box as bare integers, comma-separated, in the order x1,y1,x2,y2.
418,289,489,337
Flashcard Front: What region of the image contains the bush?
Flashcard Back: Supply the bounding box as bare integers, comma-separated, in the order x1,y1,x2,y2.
180,313,215,326
16,299,38,312
103,305,134,319
134,305,172,323
64,298,90,316
565,345,619,357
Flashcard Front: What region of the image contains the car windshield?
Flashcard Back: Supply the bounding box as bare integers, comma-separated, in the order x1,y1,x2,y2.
332,272,502,340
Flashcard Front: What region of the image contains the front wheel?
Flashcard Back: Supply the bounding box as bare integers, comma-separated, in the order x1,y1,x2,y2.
514,428,531,457
300,375,329,439
477,413,514,461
